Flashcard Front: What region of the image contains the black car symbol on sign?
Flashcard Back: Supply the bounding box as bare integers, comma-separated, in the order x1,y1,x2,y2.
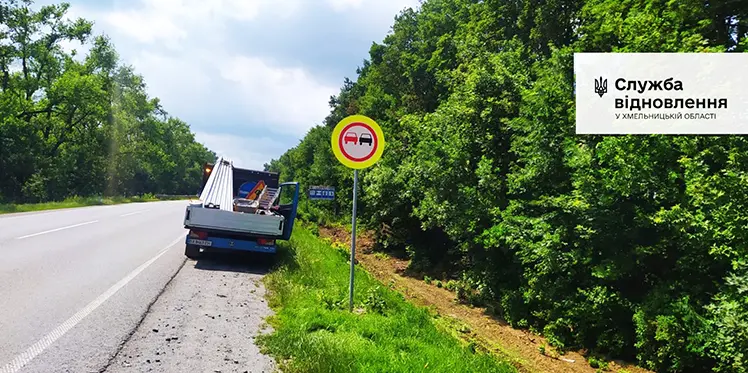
359,133,372,146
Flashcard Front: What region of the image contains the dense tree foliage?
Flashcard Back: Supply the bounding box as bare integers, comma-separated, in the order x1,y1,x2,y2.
267,0,748,371
0,0,215,203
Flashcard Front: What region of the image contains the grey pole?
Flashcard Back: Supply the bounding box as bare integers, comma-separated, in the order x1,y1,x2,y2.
348,169,358,312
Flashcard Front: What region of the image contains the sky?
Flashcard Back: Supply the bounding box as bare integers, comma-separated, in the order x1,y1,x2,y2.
40,0,421,169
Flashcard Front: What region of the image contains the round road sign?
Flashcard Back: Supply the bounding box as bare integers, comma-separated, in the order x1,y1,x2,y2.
331,115,385,169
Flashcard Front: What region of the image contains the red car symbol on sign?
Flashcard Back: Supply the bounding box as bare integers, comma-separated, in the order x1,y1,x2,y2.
344,132,358,144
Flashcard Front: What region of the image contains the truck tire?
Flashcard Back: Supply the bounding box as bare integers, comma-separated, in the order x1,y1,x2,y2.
185,244,202,259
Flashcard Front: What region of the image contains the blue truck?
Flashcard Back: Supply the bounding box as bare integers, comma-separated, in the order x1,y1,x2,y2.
182,158,299,259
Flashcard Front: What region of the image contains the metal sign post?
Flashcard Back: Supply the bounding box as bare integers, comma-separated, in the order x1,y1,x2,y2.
348,170,358,311
331,115,385,312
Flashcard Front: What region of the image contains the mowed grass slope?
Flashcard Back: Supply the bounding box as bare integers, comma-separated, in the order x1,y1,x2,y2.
258,222,516,373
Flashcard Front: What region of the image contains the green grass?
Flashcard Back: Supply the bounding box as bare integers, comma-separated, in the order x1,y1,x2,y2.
257,222,517,373
0,194,194,215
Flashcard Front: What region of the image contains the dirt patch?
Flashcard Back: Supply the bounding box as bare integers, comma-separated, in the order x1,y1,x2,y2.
318,225,652,373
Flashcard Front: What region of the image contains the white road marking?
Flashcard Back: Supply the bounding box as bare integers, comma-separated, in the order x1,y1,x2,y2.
16,220,99,239
0,211,57,221
120,210,149,217
0,205,122,221
0,233,186,373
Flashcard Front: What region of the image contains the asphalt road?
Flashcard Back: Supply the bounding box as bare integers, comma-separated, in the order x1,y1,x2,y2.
0,201,192,373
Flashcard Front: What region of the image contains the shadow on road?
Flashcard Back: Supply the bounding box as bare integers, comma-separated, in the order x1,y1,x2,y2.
191,250,276,275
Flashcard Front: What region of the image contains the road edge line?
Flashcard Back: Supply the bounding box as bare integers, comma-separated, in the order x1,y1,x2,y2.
97,249,188,373
0,233,186,373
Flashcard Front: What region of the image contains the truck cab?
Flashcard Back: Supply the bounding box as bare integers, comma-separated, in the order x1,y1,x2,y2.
183,158,299,259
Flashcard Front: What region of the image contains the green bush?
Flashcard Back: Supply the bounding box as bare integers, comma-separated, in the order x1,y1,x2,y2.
587,356,609,370
703,263,748,373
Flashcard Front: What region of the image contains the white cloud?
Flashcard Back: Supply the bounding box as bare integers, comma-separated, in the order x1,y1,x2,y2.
102,0,302,48
127,50,213,117
327,0,420,14
118,49,336,137
66,0,333,137
104,10,186,46
327,0,365,12
57,0,419,167
219,56,338,136
194,131,293,170
58,38,90,60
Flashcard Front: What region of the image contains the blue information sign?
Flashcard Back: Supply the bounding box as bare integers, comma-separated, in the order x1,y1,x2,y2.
309,186,335,200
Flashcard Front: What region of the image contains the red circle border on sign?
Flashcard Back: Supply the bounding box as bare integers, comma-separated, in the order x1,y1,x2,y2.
338,122,378,162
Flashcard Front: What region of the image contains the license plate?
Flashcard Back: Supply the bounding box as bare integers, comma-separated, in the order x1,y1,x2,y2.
187,238,212,247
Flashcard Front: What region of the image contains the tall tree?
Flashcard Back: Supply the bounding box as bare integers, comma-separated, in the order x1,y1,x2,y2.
0,0,215,203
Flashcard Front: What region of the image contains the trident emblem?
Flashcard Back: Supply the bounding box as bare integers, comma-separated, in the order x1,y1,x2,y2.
594,77,607,98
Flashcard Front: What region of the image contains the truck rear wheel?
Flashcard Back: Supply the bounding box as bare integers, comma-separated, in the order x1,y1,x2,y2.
185,244,202,259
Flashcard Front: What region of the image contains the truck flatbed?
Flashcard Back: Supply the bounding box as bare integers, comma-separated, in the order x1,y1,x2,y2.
184,203,284,237
182,158,299,259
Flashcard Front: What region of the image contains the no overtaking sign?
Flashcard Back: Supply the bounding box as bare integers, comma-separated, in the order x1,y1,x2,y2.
331,115,385,169
331,114,385,312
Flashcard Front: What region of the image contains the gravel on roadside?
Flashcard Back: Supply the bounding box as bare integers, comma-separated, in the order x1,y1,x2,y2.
103,254,277,373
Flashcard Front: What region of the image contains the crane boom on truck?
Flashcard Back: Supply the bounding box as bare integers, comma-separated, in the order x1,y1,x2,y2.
182,157,299,259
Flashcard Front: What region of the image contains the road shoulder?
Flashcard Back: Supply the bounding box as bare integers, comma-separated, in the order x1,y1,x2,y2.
103,254,276,373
